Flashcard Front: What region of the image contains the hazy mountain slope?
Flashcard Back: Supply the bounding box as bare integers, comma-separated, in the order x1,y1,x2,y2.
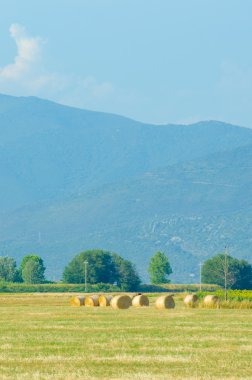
1,143,252,281
1,94,252,213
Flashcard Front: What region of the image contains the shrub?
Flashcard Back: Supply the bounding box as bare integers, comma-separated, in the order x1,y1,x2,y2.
197,290,252,302
140,283,220,293
0,282,121,293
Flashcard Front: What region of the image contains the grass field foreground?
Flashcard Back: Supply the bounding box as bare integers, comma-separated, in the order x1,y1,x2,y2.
0,293,251,379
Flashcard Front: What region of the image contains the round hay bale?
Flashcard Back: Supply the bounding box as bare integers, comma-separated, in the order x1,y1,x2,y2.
110,295,132,309
85,295,99,307
70,296,85,307
98,295,113,307
184,294,199,308
203,295,220,307
132,294,149,307
155,295,175,309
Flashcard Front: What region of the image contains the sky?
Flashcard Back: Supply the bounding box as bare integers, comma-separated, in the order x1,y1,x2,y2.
0,0,252,127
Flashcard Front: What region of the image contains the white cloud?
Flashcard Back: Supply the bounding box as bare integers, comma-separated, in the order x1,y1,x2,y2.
0,24,115,107
0,23,43,81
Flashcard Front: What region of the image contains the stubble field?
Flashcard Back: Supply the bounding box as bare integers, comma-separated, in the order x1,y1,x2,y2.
0,293,251,380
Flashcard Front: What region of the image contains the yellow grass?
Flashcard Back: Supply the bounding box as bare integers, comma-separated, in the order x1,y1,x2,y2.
0,293,251,379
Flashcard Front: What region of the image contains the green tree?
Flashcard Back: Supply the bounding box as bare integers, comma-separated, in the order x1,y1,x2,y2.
202,253,252,291
113,254,141,291
62,249,141,290
148,251,172,284
21,255,46,284
63,250,117,284
0,257,20,282
234,260,252,290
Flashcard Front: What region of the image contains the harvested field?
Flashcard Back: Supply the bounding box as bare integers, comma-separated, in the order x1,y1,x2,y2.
0,293,251,379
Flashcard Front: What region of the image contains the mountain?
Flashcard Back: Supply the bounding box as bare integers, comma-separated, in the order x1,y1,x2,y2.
1,93,252,212
0,93,252,282
2,143,252,282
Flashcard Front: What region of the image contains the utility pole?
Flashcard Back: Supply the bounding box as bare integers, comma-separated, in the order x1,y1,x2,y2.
199,263,202,292
224,246,228,301
84,261,88,293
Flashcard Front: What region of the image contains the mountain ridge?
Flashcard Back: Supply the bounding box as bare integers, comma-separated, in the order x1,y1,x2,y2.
0,94,252,281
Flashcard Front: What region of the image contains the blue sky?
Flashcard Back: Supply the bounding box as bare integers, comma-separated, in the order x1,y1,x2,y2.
0,0,252,126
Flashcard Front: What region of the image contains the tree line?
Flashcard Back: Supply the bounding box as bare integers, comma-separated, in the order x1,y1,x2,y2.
0,255,45,284
202,253,252,290
0,250,172,290
0,249,251,290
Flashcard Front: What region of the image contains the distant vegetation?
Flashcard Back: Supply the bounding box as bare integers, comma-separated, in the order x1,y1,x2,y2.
197,289,252,309
20,255,46,284
148,251,172,284
0,282,221,293
0,249,251,293
140,283,221,293
0,255,46,284
63,249,141,291
202,253,252,290
0,249,142,291
0,282,121,293
197,289,252,302
0,257,19,282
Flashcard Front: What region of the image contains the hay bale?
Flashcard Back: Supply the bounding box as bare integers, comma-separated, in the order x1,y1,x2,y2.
70,296,85,307
184,294,199,308
98,295,113,307
132,294,149,307
85,295,99,307
203,295,220,307
155,295,175,309
110,295,132,309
